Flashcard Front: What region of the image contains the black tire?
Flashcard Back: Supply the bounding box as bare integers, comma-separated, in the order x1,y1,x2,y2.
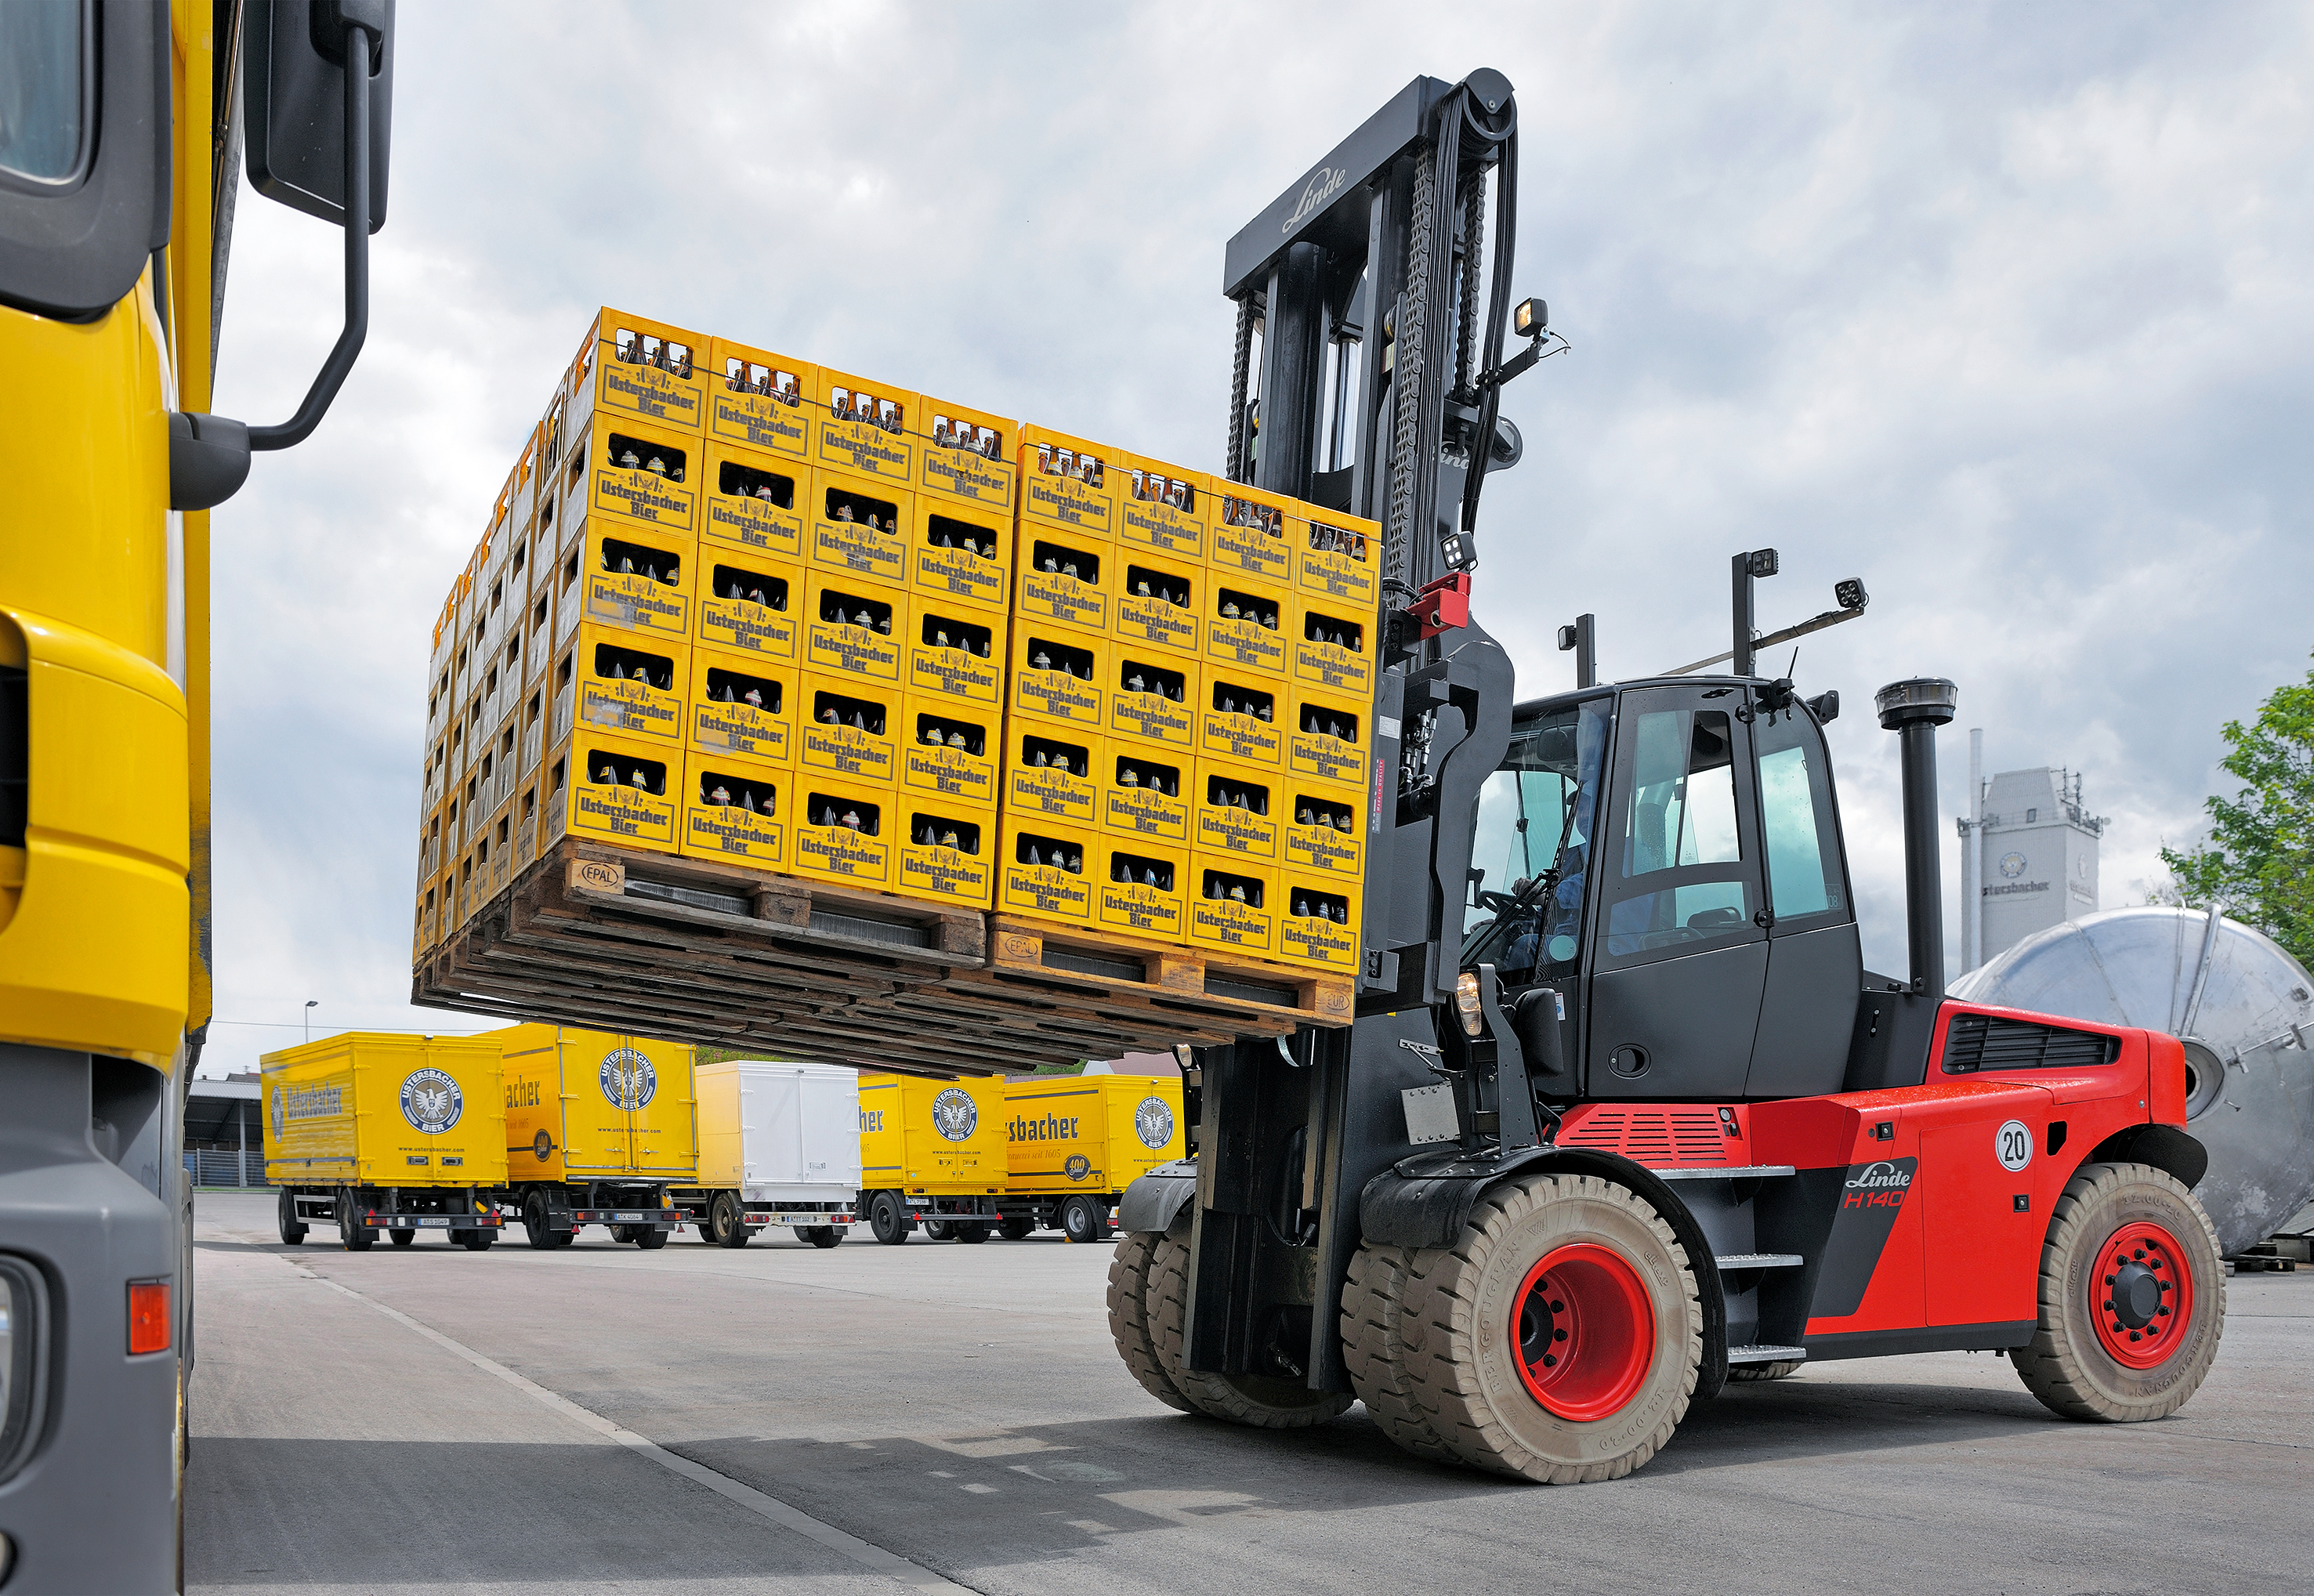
338,1190,375,1251
635,1225,668,1250
2009,1161,2225,1422
1146,1230,1353,1428
1061,1196,1110,1244
998,1216,1036,1241
609,1224,636,1244
923,1218,954,1241
1341,1243,1455,1462
868,1190,912,1246
1107,1231,1194,1413
461,1230,495,1252
709,1192,752,1250
798,1225,844,1249
1395,1172,1701,1483
523,1191,563,1250
954,1223,990,1244
1726,1360,1804,1383
277,1187,308,1247
388,1227,417,1247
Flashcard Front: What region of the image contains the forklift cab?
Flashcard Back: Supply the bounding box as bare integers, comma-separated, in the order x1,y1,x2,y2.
1461,677,1860,1101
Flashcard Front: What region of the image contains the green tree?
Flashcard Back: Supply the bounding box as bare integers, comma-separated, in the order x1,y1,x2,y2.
2162,653,2314,968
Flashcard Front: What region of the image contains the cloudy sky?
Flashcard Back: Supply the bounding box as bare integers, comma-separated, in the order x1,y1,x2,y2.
195,2,2314,1074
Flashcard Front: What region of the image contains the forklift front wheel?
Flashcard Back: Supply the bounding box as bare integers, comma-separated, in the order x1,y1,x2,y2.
1108,1232,1195,1413
1146,1231,1355,1429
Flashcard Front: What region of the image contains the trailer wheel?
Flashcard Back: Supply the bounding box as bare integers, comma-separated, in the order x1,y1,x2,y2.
868,1191,912,1245
708,1192,751,1249
523,1191,563,1250
923,1218,954,1241
1146,1232,1353,1428
998,1217,1036,1241
458,1229,494,1252
1725,1360,1803,1383
1061,1196,1112,1243
1106,1231,1194,1413
277,1187,307,1247
1396,1173,1700,1483
954,1223,990,1244
1341,1243,1455,1462
338,1190,375,1252
2009,1161,2225,1423
389,1228,416,1247
798,1225,843,1249
635,1225,668,1251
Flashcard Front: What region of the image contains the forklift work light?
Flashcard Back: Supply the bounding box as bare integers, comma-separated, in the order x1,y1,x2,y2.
1834,577,1867,611
1512,298,1548,338
1454,971,1484,1037
1746,548,1780,579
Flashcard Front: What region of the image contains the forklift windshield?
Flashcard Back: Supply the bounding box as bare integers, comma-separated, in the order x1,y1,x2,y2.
1461,697,1610,983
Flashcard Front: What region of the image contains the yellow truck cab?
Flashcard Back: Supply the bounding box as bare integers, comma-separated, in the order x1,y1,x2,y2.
494,1023,697,1247
262,1033,508,1249
996,1072,1186,1243
856,1072,1005,1243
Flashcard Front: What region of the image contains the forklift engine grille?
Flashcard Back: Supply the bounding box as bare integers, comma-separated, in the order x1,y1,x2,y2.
1559,1107,1730,1167
1941,1013,2120,1075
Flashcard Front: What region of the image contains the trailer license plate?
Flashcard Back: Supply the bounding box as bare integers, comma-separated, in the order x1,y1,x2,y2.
611,1211,647,1221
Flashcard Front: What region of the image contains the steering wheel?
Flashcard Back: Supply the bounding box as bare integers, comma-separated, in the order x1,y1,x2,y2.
1476,890,1524,914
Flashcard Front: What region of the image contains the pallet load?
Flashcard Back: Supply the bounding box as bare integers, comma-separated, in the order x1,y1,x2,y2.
415,308,1382,1077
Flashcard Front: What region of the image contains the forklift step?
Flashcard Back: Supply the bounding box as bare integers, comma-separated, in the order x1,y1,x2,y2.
1649,1164,1798,1182
1715,1253,1804,1270
1726,1344,1808,1365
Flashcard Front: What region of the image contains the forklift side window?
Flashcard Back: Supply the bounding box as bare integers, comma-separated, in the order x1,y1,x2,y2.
1604,708,1751,957
1755,711,1846,922
1461,699,1608,981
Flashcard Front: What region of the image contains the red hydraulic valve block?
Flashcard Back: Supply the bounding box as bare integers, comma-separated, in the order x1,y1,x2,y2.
1405,572,1471,639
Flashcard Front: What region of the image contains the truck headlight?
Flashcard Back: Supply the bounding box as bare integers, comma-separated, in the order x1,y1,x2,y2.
1454,972,1485,1037
0,1258,49,1486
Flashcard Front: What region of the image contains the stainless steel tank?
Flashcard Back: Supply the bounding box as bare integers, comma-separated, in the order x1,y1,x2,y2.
1950,906,2314,1255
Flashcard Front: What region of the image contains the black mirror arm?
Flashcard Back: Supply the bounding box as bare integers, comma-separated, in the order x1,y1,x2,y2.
171,9,380,508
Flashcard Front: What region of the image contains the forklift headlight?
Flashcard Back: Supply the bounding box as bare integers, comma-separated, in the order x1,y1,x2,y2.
1513,297,1547,338
1454,972,1485,1037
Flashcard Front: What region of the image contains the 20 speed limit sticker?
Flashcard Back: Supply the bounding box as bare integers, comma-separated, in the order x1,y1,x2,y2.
1995,1119,2033,1173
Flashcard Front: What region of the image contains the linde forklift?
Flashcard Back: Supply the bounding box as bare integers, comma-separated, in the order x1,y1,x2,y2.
1110,69,2224,1482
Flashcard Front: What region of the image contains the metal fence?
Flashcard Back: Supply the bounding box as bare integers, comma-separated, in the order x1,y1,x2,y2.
185,1149,266,1188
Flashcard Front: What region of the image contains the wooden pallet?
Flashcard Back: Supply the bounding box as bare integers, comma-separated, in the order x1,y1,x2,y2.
412,839,1345,1076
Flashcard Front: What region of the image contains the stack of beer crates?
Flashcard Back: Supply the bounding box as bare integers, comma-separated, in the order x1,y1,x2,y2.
994,429,1375,983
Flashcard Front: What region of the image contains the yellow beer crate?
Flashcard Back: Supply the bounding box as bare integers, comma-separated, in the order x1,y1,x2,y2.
584,412,703,539
569,620,690,747
707,335,814,461
904,596,1004,708
796,671,900,787
1004,722,1102,829
1189,855,1280,959
1290,686,1371,795
1204,573,1291,679
1117,451,1209,562
549,729,683,854
1191,756,1282,863
1278,869,1361,973
896,802,994,910
688,644,798,766
1019,425,1117,540
701,438,806,563
697,549,800,663
802,570,902,685
916,395,1017,517
900,693,999,812
1106,653,1197,754
908,497,1010,615
679,749,788,869
1199,673,1284,768
575,508,693,641
808,465,911,592
811,364,917,487
1292,595,1375,701
1009,627,1106,733
996,816,1099,930
790,774,896,889
1112,546,1202,663
1284,787,1365,880
1293,507,1380,613
570,307,708,435
1094,833,1190,947
1099,742,1191,846
1208,481,1293,588
1016,527,1112,639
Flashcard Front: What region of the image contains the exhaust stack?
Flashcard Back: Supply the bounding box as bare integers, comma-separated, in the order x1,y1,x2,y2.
1875,678,1958,995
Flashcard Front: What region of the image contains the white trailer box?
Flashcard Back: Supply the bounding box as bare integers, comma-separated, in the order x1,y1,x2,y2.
674,1060,861,1247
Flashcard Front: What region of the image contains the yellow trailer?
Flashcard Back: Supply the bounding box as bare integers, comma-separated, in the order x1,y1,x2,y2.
261,1033,509,1251
995,1073,1186,1243
856,1073,1006,1243
493,1024,699,1249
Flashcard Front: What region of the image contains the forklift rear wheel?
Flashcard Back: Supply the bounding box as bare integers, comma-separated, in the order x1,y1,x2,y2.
1061,1196,1113,1243
954,1224,990,1244
1106,1231,1195,1413
2010,1161,2225,1422
635,1225,668,1250
389,1228,417,1247
1725,1360,1803,1383
1395,1173,1700,1483
798,1225,844,1249
1146,1230,1353,1428
998,1217,1036,1241
277,1187,308,1247
339,1191,375,1252
868,1191,912,1246
710,1192,752,1249
1341,1244,1455,1462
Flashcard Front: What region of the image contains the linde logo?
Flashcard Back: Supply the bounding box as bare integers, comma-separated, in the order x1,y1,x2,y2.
1284,165,1349,233
1841,1157,1916,1211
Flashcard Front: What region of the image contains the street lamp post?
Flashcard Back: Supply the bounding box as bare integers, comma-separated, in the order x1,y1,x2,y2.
304,999,319,1044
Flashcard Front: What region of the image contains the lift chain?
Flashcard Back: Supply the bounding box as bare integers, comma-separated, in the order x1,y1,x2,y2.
1385,139,1437,592
1225,291,1256,484
1453,174,1486,409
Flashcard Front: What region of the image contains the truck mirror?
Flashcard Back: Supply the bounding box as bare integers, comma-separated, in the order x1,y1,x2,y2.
244,0,394,231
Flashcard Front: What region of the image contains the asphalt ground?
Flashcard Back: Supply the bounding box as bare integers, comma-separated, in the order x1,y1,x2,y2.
187,1191,2313,1595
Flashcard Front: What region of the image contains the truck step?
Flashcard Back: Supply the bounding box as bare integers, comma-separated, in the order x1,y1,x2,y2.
1715,1253,1804,1270
1726,1344,1808,1365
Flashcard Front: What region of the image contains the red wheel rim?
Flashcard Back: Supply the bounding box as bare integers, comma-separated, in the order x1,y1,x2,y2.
1509,1242,1656,1421
2089,1219,2194,1370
